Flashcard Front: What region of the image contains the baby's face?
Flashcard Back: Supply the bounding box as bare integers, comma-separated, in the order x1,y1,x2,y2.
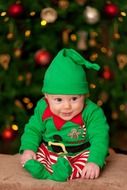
45,94,85,121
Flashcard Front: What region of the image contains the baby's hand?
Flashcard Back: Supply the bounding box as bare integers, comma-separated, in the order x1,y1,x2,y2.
81,162,100,179
20,150,36,166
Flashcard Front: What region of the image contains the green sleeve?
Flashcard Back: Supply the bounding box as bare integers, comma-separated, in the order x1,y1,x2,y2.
19,98,47,153
85,100,109,168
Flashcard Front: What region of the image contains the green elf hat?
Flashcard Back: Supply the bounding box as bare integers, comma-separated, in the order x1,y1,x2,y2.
42,48,100,95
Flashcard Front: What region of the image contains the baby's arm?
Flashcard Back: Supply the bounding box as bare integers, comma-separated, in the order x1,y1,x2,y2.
20,150,36,166
81,162,100,179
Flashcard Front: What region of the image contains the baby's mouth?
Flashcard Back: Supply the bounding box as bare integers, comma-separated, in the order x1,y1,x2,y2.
61,112,72,116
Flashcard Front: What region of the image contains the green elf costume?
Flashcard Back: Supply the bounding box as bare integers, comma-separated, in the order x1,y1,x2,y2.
19,48,109,181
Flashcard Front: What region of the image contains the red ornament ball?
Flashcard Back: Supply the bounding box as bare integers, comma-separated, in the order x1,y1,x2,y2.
2,128,13,140
34,49,52,66
101,66,113,80
103,3,119,18
7,3,24,18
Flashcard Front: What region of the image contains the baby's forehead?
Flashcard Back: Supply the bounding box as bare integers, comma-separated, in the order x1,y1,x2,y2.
46,94,85,98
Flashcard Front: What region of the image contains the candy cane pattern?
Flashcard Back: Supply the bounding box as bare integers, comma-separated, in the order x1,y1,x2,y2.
36,143,89,179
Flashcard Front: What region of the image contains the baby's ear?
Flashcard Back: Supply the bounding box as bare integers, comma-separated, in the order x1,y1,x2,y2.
85,94,90,98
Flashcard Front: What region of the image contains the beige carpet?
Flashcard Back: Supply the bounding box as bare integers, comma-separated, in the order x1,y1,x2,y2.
0,151,127,190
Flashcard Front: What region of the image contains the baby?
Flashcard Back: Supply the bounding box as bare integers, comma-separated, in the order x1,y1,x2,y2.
20,48,109,181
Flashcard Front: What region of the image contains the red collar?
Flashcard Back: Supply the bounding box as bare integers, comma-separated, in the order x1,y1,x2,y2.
42,100,84,130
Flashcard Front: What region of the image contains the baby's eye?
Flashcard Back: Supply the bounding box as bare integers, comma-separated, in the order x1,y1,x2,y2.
71,97,79,101
54,98,62,102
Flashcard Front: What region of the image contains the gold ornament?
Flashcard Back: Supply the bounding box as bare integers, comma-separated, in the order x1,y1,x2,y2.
62,28,72,44
75,0,87,6
14,99,24,109
113,23,120,40
25,30,31,37
119,104,125,111
77,31,88,50
26,102,33,109
70,33,77,41
111,111,119,120
40,7,57,23
89,31,98,47
107,48,113,57
14,48,22,58
89,53,98,61
23,97,30,104
99,91,109,103
90,83,96,89
113,32,120,40
58,0,69,9
17,75,24,81
26,72,32,85
6,32,14,40
117,54,127,69
0,54,11,70
30,11,36,17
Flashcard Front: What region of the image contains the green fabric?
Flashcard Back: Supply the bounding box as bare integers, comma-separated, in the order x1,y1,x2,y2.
20,98,109,168
24,159,49,179
50,157,72,181
42,48,100,94
24,157,72,181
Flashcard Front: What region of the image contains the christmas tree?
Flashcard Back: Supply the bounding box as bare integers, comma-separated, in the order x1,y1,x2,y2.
0,0,127,154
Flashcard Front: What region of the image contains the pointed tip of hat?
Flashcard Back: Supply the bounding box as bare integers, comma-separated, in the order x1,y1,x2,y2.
61,48,100,71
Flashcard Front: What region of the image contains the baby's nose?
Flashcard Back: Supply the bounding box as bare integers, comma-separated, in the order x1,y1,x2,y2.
64,101,71,109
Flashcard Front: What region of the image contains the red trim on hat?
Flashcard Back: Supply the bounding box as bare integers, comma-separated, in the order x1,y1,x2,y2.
42,99,84,130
